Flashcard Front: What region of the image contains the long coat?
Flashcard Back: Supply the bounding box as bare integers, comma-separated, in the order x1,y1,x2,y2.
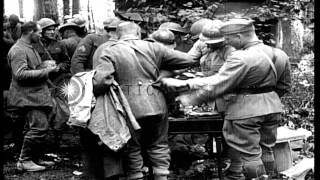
93,36,197,119
7,39,52,109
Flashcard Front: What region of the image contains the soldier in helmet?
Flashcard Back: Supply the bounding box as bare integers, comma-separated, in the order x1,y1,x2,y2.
188,19,223,60
149,29,176,49
158,22,192,52
161,18,292,180
32,18,71,152
71,14,88,37
59,22,83,58
33,18,70,81
71,17,121,75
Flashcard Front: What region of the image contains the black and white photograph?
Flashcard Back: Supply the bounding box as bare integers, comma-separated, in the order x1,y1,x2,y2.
2,0,314,179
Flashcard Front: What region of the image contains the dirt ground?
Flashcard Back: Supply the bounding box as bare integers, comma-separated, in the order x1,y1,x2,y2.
3,127,313,180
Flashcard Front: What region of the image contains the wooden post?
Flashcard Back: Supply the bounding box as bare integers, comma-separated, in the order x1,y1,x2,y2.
33,0,44,21
63,0,70,16
72,0,80,15
18,0,24,18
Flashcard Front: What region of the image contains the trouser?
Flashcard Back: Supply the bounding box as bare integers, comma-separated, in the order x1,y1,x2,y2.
6,109,25,154
223,113,280,180
13,108,50,161
124,114,170,179
79,128,124,180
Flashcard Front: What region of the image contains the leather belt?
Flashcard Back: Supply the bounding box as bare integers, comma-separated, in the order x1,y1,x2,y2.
235,86,275,94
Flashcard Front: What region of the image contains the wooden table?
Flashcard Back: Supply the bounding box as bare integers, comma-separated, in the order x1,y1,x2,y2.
168,114,224,180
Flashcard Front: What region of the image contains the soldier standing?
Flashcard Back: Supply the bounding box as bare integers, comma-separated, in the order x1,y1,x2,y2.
93,22,196,180
158,22,192,52
77,18,123,180
161,18,291,180
59,22,83,58
33,18,71,151
7,21,58,172
71,17,120,75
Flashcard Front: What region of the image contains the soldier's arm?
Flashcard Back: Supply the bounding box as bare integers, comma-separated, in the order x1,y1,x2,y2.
71,35,94,75
184,54,249,104
187,40,205,60
3,31,15,45
274,50,291,97
9,48,51,81
159,44,198,70
92,47,115,96
57,42,71,72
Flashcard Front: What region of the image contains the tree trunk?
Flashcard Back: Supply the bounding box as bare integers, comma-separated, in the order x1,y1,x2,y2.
63,0,70,16
282,18,304,62
18,0,24,18
33,0,59,22
33,0,44,21
72,0,80,15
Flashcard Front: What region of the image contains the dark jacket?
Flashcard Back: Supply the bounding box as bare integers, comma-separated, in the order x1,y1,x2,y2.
4,22,22,42
33,38,70,72
7,39,53,109
61,36,82,58
71,34,110,74
93,36,196,119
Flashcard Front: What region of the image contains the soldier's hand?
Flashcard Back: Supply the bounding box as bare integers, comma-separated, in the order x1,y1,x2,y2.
45,65,59,74
175,93,193,106
160,78,189,92
57,63,68,71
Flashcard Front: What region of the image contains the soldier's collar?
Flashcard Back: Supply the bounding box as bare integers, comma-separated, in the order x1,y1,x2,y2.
18,39,33,48
242,40,263,50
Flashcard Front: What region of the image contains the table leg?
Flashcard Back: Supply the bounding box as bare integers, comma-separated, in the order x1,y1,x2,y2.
216,136,223,180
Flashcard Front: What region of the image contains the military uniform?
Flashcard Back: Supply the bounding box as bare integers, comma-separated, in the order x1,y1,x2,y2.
77,38,124,180
182,39,291,179
7,39,53,162
71,33,110,74
93,35,196,179
61,36,82,58
33,38,70,79
4,22,22,42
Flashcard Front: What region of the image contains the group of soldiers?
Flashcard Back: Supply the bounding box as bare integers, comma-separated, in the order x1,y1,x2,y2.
3,12,291,180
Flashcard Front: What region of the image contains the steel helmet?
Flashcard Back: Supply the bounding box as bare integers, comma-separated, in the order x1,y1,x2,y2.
103,17,121,29
72,14,87,27
37,18,59,30
150,29,175,45
199,24,224,44
58,22,81,34
190,19,214,37
159,22,188,34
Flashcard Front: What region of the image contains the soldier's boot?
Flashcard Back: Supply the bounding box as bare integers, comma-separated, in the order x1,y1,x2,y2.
17,160,46,172
153,175,167,180
37,159,55,167
243,160,266,180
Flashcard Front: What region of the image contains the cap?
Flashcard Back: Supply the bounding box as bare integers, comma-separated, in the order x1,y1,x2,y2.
199,25,224,44
220,18,255,35
159,22,188,34
150,29,175,45
58,22,81,33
